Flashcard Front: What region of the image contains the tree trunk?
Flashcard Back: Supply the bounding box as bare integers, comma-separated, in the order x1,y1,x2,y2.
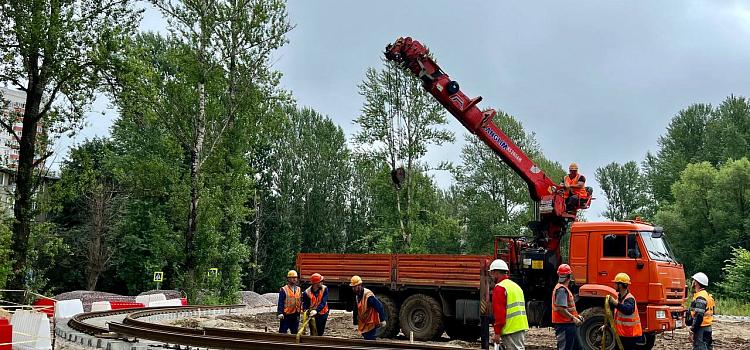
250,193,262,292
185,82,206,301
7,76,44,296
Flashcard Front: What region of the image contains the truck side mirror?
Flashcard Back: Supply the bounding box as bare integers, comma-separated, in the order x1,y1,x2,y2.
628,249,638,259
652,227,664,238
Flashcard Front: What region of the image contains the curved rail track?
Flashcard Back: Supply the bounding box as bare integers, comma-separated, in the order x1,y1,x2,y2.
70,306,463,350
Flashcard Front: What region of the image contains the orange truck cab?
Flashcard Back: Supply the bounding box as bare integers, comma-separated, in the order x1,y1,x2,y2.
565,219,686,349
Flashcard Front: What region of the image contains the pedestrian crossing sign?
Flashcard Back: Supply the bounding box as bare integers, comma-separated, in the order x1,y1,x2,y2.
154,271,164,282
208,268,218,277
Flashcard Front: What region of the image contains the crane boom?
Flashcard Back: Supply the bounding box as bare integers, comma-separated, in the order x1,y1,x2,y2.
385,37,556,201
384,37,593,259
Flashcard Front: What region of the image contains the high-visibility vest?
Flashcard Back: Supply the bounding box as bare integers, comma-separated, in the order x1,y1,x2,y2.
498,279,529,335
280,285,301,315
551,283,578,323
564,174,587,199
305,285,329,315
691,290,714,327
614,292,642,337
356,288,380,334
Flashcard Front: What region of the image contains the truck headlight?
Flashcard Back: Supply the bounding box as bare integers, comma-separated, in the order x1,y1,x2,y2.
656,310,666,319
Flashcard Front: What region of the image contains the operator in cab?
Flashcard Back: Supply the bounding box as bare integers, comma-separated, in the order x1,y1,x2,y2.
607,273,642,350
552,264,583,350
560,163,588,213
687,272,714,350
489,259,529,350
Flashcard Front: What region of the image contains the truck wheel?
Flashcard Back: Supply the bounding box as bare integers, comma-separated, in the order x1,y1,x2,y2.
579,307,616,350
636,333,656,350
445,319,480,341
375,294,400,338
399,294,444,341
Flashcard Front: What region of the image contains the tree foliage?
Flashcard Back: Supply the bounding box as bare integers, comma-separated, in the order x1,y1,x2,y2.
595,161,649,221
719,247,750,302
354,59,454,252
0,0,140,295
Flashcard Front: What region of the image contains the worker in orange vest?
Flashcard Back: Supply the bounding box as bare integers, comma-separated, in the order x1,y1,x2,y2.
559,163,588,212
552,264,583,350
350,275,387,340
277,270,301,334
607,273,642,350
302,273,329,336
687,272,714,350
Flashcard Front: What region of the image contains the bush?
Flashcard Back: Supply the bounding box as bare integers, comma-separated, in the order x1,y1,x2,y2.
718,247,750,302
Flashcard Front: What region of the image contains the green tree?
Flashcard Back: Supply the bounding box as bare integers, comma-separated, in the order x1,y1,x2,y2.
48,138,125,291
644,103,712,204
0,0,140,295
354,59,454,252
112,0,292,300
595,161,649,221
655,158,750,286
719,247,750,301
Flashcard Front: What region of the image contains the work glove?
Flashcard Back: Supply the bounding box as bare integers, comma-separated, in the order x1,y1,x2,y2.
278,314,284,320
309,310,317,317
380,321,387,327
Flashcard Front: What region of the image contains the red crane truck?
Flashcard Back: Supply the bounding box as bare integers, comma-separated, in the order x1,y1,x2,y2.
297,37,686,350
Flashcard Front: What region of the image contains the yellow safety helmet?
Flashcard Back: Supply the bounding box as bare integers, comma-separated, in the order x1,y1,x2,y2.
569,163,578,171
350,275,363,286
287,270,298,278
613,272,631,284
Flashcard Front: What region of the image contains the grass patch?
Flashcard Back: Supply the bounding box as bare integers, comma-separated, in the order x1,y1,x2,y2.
714,297,750,317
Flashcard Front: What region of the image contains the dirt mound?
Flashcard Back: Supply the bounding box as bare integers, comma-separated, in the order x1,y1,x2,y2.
240,291,275,308
261,293,279,305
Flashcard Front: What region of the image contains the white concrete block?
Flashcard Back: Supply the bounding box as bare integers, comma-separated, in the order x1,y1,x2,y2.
54,299,83,319
10,311,51,350
134,295,150,306
91,301,112,312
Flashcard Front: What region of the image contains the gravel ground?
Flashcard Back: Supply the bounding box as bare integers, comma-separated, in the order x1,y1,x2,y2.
171,311,750,350
261,293,279,305
240,291,276,308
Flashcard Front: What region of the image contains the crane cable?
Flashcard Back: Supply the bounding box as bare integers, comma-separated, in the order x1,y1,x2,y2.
602,295,624,350
296,310,318,343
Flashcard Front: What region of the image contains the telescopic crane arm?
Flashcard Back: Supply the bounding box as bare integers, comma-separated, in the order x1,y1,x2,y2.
385,37,557,203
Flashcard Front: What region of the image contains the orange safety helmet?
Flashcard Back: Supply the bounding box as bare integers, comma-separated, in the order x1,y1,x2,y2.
311,273,324,284
557,264,572,276
569,163,578,171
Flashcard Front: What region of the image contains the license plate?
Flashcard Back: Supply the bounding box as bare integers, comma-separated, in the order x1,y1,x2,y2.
676,320,683,328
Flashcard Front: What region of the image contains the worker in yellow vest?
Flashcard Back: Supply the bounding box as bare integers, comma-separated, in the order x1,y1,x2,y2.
687,272,714,350
607,273,642,350
350,275,387,340
302,273,329,336
277,270,301,334
489,259,528,350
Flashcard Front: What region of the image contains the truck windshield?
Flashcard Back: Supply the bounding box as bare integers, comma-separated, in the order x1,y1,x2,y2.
639,231,678,263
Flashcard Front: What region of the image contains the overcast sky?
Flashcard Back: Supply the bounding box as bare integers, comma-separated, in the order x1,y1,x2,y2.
58,0,750,221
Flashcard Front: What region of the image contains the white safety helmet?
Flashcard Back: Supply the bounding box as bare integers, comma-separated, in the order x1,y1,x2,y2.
489,259,509,272
692,272,709,287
